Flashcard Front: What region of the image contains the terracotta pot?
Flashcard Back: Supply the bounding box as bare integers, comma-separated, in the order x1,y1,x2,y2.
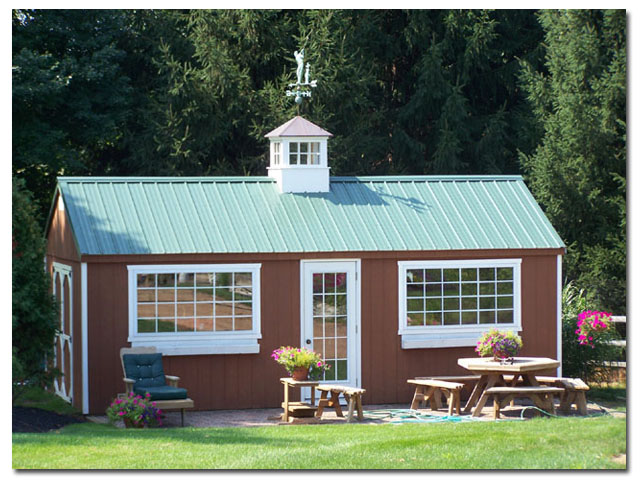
123,418,144,429
291,366,309,381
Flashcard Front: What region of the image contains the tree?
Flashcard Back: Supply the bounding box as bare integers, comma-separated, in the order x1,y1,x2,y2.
519,10,626,313
12,9,134,222
12,177,59,398
393,10,545,175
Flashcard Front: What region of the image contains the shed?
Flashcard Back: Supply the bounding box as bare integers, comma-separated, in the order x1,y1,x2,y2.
45,116,565,414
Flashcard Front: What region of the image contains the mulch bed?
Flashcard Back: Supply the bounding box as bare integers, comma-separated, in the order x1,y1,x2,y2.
12,406,86,433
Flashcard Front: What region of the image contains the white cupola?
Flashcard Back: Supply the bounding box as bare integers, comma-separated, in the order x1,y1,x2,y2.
265,116,333,193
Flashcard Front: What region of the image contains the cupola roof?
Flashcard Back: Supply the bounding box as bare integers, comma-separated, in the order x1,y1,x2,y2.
264,116,333,138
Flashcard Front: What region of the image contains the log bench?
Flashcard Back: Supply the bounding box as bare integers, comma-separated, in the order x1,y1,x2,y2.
407,379,464,416
501,375,590,415
315,385,366,422
536,377,590,415
483,386,565,419
415,376,480,407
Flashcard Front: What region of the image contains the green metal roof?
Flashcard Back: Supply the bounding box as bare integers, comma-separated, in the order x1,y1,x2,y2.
54,176,564,255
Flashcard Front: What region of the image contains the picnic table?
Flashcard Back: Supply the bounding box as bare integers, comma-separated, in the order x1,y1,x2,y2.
457,356,560,417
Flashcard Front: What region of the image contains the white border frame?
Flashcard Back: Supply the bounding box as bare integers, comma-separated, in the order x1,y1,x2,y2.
397,258,522,349
127,264,262,355
300,259,362,391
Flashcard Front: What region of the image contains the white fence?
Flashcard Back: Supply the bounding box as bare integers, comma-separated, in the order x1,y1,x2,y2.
605,316,626,368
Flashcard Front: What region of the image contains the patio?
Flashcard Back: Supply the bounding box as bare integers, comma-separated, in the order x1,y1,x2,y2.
87,399,618,429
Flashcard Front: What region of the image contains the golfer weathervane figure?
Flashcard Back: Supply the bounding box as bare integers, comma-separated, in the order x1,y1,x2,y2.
286,48,317,105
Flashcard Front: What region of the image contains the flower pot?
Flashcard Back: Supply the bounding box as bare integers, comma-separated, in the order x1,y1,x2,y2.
123,418,144,429
291,366,309,381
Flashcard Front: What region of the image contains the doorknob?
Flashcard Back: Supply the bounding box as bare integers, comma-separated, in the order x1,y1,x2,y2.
305,339,311,345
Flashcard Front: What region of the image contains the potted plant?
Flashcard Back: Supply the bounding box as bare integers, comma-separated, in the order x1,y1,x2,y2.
106,392,163,428
271,346,330,381
475,329,523,363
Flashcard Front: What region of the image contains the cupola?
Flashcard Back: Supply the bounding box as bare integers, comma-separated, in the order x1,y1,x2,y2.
265,116,333,193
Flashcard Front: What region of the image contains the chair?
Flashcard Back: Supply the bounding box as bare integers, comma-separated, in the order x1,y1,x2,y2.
119,347,194,426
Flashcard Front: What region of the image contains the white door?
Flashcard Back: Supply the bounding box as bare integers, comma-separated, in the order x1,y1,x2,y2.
301,260,361,390
52,262,73,403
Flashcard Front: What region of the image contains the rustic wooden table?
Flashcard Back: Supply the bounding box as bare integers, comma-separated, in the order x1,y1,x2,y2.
280,377,319,422
457,357,561,417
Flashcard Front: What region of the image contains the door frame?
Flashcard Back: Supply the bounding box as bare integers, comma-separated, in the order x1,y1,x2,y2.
299,259,362,390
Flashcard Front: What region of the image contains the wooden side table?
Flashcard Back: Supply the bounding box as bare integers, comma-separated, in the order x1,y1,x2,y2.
280,378,319,422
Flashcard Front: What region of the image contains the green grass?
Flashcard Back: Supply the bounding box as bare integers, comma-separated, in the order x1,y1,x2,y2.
13,415,626,469
13,387,82,417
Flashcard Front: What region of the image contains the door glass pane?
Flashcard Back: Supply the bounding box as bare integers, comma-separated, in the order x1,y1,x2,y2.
312,273,324,294
313,317,324,337
311,270,349,382
336,360,347,381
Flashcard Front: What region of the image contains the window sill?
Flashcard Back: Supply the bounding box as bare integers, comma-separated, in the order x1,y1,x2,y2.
128,336,260,356
399,326,521,350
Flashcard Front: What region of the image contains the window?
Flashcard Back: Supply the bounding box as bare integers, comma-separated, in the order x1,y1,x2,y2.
398,259,521,349
289,141,320,165
272,142,281,165
128,264,261,355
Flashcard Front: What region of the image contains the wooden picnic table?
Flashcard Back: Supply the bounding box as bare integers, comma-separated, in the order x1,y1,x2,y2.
280,378,319,422
457,356,560,417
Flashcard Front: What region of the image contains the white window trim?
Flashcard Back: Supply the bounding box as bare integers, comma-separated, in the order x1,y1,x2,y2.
397,259,522,349
127,264,262,355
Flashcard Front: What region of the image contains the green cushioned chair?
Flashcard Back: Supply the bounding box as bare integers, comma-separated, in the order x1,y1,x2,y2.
119,347,194,426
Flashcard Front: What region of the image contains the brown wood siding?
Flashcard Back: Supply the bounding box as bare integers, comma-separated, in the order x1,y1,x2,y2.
45,195,83,409
46,193,81,263
84,250,560,413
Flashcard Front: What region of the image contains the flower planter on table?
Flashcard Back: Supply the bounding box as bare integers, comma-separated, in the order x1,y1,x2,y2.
280,378,319,422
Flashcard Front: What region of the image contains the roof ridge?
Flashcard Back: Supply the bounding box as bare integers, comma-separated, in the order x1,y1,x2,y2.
57,176,275,183
58,174,523,184
331,175,524,182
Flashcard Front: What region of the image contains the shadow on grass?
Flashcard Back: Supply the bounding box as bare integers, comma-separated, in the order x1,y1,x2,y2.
11,422,292,448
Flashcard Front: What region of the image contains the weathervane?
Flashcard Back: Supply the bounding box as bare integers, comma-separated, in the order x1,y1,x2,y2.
286,49,317,105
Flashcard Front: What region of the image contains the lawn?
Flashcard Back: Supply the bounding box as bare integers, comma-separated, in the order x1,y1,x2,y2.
13,415,626,469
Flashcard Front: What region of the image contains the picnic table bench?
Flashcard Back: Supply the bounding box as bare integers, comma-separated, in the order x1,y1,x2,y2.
407,379,463,416
483,385,565,419
315,385,366,422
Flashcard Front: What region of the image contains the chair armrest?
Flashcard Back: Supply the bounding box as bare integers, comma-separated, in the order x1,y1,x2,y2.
165,375,180,387
123,377,135,394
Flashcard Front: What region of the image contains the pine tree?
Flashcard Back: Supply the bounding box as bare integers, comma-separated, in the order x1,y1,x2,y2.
12,177,59,398
12,9,133,222
519,10,626,313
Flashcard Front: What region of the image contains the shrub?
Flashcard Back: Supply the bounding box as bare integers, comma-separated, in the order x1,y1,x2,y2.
561,282,622,382
12,177,59,400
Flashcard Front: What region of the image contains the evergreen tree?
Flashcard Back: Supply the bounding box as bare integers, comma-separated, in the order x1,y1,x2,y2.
12,9,133,222
12,177,59,398
519,10,626,313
